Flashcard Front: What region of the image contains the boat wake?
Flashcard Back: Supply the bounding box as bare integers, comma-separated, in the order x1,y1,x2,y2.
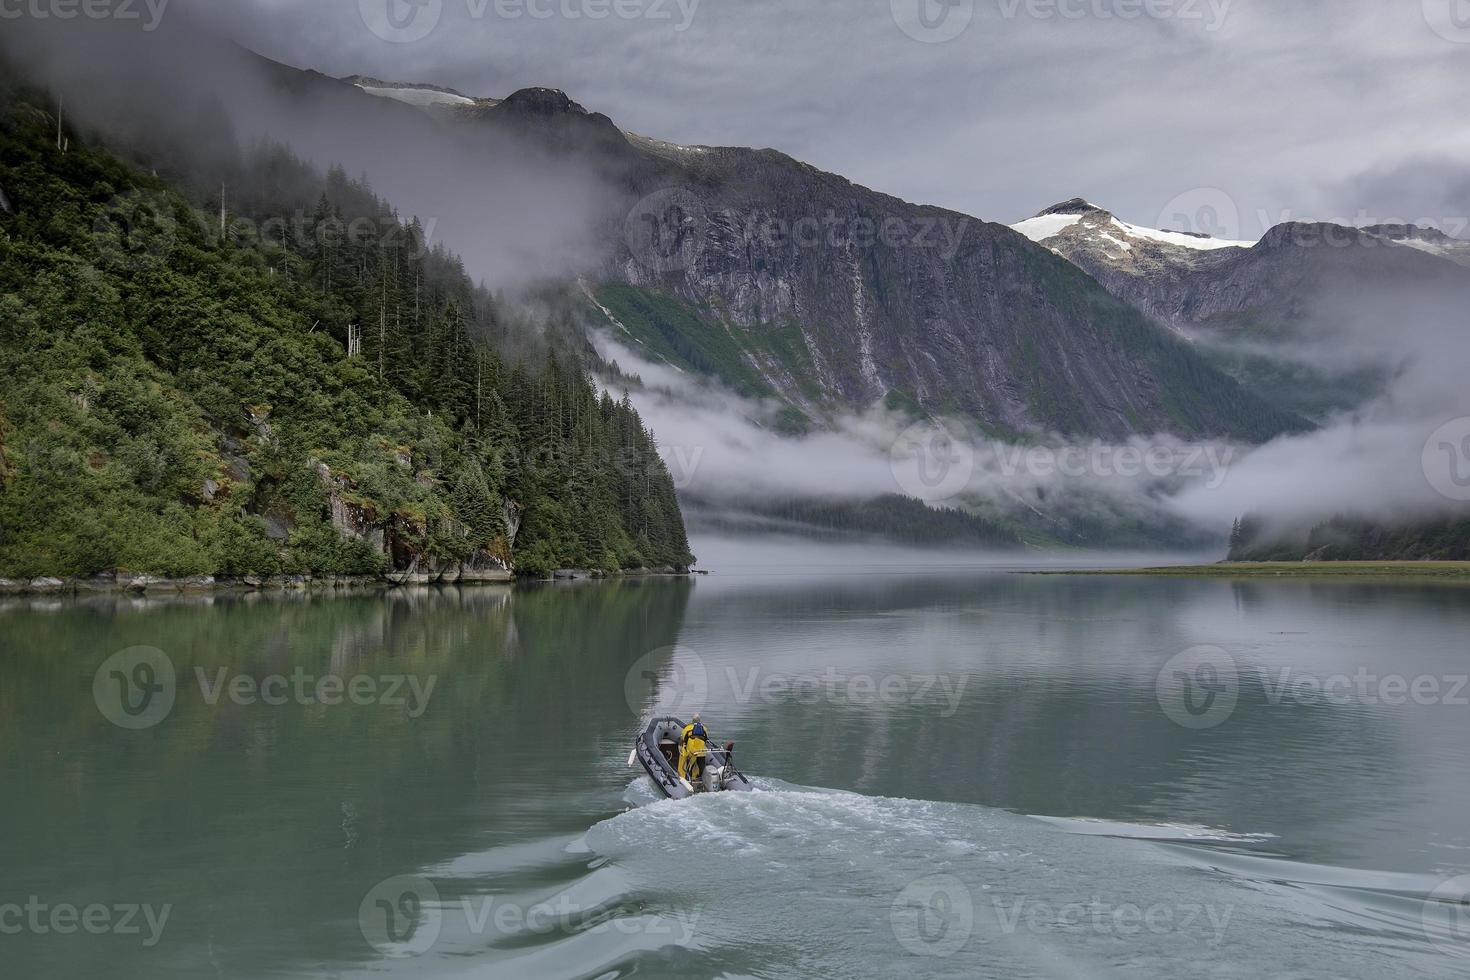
341,778,1468,979
586,779,1465,978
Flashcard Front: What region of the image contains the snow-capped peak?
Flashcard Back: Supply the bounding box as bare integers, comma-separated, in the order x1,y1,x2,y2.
1036,197,1110,217
1011,200,1255,251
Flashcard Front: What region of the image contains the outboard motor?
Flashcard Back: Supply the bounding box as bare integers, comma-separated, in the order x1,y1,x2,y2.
700,742,738,792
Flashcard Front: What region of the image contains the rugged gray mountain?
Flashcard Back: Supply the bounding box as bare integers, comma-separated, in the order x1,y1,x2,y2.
1013,198,1470,340
0,8,1305,444
1010,198,1470,418
334,80,1305,441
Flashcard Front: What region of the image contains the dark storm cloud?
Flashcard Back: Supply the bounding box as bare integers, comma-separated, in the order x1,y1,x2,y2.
182,0,1470,237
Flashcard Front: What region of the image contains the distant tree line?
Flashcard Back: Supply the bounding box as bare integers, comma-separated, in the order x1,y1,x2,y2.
1229,513,1470,562
727,494,1021,549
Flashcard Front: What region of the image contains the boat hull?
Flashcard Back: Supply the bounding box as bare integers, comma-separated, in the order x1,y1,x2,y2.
634,716,753,799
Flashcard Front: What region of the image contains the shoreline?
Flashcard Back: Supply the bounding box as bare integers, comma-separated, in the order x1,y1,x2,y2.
1021,561,1470,581
0,568,698,597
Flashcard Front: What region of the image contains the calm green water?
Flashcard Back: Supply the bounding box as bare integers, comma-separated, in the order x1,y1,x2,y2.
4,555,1470,977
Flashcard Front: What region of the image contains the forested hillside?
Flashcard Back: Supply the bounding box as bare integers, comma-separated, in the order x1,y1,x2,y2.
0,79,693,581
1229,514,1470,562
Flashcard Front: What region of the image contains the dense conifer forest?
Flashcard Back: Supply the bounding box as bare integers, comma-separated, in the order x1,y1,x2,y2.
0,78,693,580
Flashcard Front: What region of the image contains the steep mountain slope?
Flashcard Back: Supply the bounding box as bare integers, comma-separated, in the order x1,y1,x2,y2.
594,131,1306,441
249,64,1307,442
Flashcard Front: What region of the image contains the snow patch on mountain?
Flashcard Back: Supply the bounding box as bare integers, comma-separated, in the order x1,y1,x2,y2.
343,76,479,108
1113,219,1254,251
357,84,476,108
1011,212,1085,243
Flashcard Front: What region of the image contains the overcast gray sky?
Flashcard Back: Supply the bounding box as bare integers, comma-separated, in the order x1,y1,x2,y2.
196,0,1470,238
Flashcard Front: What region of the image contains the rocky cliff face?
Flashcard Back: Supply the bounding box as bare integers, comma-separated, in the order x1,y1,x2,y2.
597,145,1304,440
311,459,509,581
334,73,1304,442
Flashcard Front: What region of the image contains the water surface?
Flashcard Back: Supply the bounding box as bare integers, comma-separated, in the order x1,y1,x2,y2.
3,557,1469,977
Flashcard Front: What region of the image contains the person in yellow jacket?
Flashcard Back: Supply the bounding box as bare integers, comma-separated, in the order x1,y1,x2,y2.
677,714,710,783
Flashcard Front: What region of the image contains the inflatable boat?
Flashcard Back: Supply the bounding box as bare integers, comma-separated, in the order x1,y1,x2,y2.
629,716,753,799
